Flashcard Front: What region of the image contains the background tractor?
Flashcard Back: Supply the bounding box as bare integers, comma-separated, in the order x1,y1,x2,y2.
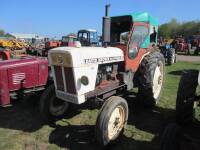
174,37,191,55
159,39,177,65
160,69,200,150
77,29,100,46
42,5,165,146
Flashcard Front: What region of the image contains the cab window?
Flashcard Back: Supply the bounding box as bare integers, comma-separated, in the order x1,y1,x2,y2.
128,26,149,59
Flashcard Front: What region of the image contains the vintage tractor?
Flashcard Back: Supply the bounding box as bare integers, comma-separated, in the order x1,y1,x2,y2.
0,56,49,107
160,70,200,150
42,5,165,146
175,37,191,55
77,29,100,46
159,39,177,65
61,34,77,47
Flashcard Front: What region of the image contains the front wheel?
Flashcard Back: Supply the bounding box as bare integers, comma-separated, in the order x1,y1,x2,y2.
39,84,70,123
95,96,128,146
138,51,165,107
160,123,182,150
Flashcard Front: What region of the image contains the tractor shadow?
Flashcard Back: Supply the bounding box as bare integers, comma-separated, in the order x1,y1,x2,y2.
0,98,44,132
48,95,176,150
168,70,183,76
0,95,102,133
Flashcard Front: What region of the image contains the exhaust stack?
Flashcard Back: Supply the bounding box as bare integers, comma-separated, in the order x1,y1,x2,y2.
102,4,111,47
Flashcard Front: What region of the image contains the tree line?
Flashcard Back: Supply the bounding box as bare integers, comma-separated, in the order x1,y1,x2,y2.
159,19,200,39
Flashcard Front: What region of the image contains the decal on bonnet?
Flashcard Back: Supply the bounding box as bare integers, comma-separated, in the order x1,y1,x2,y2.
84,56,123,64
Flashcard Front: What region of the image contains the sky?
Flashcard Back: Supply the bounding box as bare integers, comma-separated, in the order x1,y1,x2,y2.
0,0,199,38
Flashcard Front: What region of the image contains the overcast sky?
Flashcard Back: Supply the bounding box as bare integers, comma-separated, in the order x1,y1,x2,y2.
0,0,199,37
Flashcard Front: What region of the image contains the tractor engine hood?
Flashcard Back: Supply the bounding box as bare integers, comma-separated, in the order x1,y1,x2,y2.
48,46,124,67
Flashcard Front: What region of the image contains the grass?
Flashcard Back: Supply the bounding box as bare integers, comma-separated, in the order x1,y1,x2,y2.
0,61,199,150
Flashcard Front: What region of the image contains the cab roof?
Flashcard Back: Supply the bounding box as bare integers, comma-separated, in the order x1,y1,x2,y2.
111,12,158,26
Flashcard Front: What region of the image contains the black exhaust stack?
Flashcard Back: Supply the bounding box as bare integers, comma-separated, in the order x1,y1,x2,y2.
102,4,111,47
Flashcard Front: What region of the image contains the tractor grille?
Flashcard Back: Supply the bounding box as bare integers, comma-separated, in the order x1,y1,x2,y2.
54,66,76,94
54,66,64,91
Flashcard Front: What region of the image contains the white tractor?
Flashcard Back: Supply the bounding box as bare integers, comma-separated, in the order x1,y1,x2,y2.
40,5,165,146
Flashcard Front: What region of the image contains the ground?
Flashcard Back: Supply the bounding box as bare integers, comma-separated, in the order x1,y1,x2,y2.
0,59,199,150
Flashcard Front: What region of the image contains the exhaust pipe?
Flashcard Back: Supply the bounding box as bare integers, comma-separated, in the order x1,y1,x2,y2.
102,4,111,47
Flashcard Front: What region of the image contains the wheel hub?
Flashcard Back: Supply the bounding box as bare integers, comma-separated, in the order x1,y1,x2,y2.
107,106,125,140
153,65,163,100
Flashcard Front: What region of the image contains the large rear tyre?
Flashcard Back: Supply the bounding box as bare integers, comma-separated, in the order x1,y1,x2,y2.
138,51,165,107
95,96,128,146
167,48,176,65
160,123,181,150
39,84,70,123
176,70,199,125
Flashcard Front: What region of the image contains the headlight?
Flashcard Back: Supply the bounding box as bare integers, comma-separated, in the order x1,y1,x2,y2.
81,76,89,86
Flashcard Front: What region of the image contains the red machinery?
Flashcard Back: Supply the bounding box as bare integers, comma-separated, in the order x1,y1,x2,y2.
0,56,49,106
61,34,77,47
175,38,190,54
45,41,61,50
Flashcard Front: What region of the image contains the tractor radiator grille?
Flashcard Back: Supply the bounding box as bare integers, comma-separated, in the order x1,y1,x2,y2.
54,66,76,94
54,66,64,91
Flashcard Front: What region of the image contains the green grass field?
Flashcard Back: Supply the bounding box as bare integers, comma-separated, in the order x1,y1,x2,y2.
0,61,199,150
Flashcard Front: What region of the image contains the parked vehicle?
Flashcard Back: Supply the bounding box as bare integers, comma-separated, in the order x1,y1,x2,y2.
0,56,49,106
43,5,165,146
174,37,191,55
77,29,100,46
159,39,177,65
61,34,77,47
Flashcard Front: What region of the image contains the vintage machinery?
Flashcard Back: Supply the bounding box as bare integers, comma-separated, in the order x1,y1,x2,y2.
174,37,191,55
77,29,100,46
43,5,165,146
0,56,49,106
61,34,77,47
161,70,200,150
159,39,177,65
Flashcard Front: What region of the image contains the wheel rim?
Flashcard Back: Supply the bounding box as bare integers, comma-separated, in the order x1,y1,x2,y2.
49,95,69,116
172,53,175,63
107,105,125,140
153,63,163,100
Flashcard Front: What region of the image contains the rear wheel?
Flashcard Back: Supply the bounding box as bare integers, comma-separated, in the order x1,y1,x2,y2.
138,51,165,107
167,48,176,65
40,84,70,123
95,96,128,146
176,70,199,125
160,123,181,150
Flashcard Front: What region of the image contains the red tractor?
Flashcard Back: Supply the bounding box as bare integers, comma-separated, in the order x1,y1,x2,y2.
61,34,77,47
175,38,191,55
0,56,49,106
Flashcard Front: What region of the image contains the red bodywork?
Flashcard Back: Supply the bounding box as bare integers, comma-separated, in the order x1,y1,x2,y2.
0,56,48,106
45,41,61,50
115,22,149,72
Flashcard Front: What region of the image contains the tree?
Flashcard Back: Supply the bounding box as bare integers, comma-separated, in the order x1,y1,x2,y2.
0,29,5,35
158,19,200,39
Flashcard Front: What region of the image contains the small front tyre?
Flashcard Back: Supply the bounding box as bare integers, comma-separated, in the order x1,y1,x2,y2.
40,84,70,123
95,96,128,146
